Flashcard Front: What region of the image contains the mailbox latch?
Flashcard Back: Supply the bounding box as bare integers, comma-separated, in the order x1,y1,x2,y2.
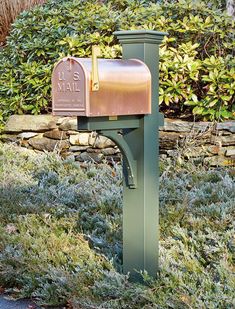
91,46,101,91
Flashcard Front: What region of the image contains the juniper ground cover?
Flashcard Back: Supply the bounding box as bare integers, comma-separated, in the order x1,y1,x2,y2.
0,142,234,308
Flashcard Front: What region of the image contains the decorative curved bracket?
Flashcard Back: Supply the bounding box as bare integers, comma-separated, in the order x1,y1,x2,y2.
98,130,137,189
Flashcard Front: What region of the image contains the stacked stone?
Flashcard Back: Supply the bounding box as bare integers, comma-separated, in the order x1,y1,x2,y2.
159,119,235,166
1,115,121,164
1,115,235,167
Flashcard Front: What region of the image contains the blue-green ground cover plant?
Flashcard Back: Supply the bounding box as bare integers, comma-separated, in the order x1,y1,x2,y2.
0,0,234,130
0,142,234,308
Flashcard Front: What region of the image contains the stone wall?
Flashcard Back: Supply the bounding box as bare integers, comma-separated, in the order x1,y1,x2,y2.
159,119,235,166
1,115,120,164
1,115,235,166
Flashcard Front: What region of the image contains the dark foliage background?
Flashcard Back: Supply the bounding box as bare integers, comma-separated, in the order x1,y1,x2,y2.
0,0,234,129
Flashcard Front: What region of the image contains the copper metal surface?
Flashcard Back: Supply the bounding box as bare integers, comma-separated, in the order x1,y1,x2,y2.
52,57,151,117
52,58,88,116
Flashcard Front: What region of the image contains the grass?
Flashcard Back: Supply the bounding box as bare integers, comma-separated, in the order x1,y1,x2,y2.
0,142,234,308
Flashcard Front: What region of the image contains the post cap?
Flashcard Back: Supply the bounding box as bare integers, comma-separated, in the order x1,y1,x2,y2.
114,30,167,44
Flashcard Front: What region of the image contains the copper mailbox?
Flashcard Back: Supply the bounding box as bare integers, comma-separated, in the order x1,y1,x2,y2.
52,57,151,117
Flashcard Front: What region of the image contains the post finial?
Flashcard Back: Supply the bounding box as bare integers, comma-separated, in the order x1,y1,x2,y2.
114,30,167,45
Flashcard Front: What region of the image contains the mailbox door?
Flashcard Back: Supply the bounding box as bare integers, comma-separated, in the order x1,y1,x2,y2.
52,58,89,116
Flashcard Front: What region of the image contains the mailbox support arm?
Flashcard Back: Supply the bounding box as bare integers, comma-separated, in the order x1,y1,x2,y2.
98,129,137,189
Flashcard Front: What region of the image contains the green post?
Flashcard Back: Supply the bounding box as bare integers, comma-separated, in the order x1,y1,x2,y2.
114,30,166,281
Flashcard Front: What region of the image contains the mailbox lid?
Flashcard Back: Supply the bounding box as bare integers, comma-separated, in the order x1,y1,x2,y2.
79,58,151,116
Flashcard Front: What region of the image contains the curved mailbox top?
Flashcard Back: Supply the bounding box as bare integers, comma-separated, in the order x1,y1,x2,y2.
52,57,151,117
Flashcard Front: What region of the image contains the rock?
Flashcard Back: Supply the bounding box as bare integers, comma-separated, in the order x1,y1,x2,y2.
65,154,76,161
56,117,67,125
211,135,235,146
18,132,39,139
59,117,77,131
214,130,232,136
159,119,235,134
88,132,97,146
69,134,80,145
78,133,90,145
93,135,115,149
69,133,89,146
60,152,76,160
28,137,69,152
105,155,122,163
75,152,104,163
0,134,18,143
160,118,213,133
114,146,121,153
71,152,81,156
204,156,234,167
216,121,235,133
225,149,235,157
219,131,232,136
217,146,235,156
67,130,79,135
4,115,58,133
69,146,89,151
159,132,184,149
101,147,118,155
43,129,67,140
19,139,29,148
206,145,221,155
87,148,102,153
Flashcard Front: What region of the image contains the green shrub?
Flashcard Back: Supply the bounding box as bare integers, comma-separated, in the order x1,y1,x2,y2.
0,0,234,129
